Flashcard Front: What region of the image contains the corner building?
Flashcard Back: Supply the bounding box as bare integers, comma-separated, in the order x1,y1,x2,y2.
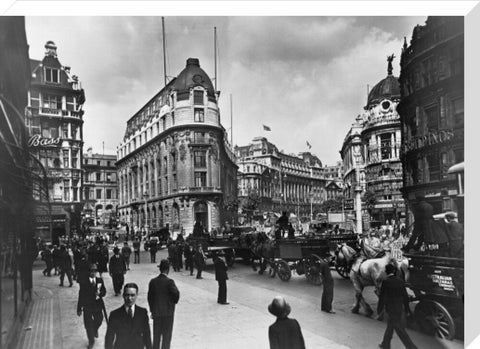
117,58,237,234
398,17,464,219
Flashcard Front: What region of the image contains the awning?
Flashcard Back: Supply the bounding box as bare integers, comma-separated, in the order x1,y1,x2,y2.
447,162,464,174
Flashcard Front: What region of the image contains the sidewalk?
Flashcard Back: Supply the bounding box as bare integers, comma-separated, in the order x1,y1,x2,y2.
15,257,350,349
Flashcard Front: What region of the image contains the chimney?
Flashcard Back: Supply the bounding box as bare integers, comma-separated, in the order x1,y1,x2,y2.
45,41,57,57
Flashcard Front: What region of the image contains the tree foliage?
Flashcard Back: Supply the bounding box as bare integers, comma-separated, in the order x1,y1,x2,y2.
362,190,377,211
320,195,344,213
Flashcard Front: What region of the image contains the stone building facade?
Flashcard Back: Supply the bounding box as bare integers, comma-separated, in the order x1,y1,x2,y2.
398,16,464,219
235,137,328,219
116,58,237,234
82,149,119,227
25,41,86,242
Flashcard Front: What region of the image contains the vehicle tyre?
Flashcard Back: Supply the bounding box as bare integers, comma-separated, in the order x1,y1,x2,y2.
334,260,351,279
276,260,291,282
414,299,455,340
305,254,323,286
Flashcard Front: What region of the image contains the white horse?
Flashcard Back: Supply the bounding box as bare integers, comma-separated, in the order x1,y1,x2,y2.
341,244,409,316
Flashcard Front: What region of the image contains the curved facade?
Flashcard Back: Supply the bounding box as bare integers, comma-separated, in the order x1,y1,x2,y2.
398,16,464,218
117,58,237,234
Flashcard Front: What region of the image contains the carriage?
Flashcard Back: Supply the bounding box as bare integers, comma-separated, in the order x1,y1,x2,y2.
186,235,237,266
404,253,463,340
270,232,358,284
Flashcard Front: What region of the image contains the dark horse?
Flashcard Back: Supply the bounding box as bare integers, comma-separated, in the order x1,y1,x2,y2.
245,231,275,275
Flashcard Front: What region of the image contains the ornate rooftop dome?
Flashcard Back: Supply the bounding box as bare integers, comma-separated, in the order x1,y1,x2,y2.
173,58,215,99
366,54,400,107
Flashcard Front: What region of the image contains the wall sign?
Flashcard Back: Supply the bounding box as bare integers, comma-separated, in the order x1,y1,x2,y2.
28,134,61,148
403,129,454,152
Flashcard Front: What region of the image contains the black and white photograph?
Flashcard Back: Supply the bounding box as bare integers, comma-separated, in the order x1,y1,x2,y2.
0,2,476,349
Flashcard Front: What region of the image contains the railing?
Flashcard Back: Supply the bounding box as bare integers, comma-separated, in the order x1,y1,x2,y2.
33,107,82,118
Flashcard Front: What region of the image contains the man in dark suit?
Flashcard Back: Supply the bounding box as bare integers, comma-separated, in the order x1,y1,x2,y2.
403,192,433,251
105,283,152,349
77,264,107,349
319,255,335,313
148,259,180,349
213,253,229,304
109,246,127,296
377,264,418,349
268,296,305,349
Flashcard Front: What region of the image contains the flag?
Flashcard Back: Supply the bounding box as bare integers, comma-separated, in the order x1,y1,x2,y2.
263,125,271,131
306,141,312,149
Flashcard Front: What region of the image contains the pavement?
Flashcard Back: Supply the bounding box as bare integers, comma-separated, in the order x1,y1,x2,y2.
13,248,465,349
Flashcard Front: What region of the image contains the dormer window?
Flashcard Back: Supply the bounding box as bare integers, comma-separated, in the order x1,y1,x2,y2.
45,67,59,83
194,90,204,105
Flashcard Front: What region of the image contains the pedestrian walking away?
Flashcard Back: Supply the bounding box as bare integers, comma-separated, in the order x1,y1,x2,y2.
41,244,53,276
213,252,229,304
320,255,335,313
148,259,180,349
58,244,73,287
109,246,127,296
194,245,206,279
105,283,152,349
121,241,133,270
133,238,141,264
150,238,158,263
183,243,194,276
268,296,305,349
377,263,418,349
77,263,107,349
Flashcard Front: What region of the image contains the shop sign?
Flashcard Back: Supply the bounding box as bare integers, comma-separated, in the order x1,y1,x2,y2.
430,272,455,292
403,129,454,152
375,203,393,209
28,135,61,148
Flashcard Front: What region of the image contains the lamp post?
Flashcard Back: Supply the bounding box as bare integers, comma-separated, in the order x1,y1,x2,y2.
353,151,363,235
143,191,148,233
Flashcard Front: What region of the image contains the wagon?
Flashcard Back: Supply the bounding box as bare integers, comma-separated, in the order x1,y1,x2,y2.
186,235,237,267
271,232,357,284
404,252,464,340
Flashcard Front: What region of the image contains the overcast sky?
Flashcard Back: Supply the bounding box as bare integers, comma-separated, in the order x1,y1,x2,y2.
24,16,426,165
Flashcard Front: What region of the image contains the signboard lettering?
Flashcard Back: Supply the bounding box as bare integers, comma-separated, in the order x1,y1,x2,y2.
403,129,454,152
28,134,61,148
430,273,455,292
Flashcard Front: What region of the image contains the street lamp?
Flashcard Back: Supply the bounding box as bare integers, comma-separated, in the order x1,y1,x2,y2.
353,150,363,235
143,191,148,232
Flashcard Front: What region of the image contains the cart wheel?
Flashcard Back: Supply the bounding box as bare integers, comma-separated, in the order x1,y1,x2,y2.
414,300,456,340
276,260,291,282
305,255,323,286
334,261,351,279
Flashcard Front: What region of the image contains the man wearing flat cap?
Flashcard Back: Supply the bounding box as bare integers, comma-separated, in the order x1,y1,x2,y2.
148,259,180,349
77,263,107,349
268,296,305,349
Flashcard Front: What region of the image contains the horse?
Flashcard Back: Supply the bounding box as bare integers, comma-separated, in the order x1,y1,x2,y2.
349,251,409,317
246,231,275,274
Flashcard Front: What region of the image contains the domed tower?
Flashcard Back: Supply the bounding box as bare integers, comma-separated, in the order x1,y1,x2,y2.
361,54,404,225
117,58,237,234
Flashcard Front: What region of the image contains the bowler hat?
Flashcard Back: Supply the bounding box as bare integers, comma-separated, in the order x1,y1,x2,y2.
268,296,291,318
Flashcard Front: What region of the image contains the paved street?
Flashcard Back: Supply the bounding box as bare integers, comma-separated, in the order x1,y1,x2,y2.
15,247,464,349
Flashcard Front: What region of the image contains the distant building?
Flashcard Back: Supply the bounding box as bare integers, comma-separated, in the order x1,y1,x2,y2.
398,16,464,220
116,58,237,234
341,56,405,226
24,41,86,242
235,137,330,219
82,148,118,227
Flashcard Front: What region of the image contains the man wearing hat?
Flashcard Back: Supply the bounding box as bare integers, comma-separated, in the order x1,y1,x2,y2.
445,212,464,258
319,255,335,313
77,263,107,349
148,259,180,349
213,252,229,305
268,296,305,349
403,192,433,252
109,246,127,296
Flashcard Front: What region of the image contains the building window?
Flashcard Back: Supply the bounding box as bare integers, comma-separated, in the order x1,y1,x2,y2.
194,172,207,187
380,133,392,160
42,94,59,109
452,97,464,127
426,153,440,181
194,108,205,122
173,174,177,190
171,153,177,172
172,112,175,125
425,105,438,131
62,123,69,138
106,173,111,182
85,188,90,200
44,67,59,83
194,132,206,143
162,117,166,130
96,172,101,181
194,90,204,105
50,127,58,138
106,189,112,199
194,151,206,167
71,125,77,140
64,180,70,201
96,189,102,199
71,150,78,168
72,180,79,201
63,150,69,168
97,160,101,166
107,161,111,167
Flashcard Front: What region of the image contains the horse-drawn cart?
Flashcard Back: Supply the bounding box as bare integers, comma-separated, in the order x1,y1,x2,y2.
271,232,358,284
186,235,237,266
404,253,464,340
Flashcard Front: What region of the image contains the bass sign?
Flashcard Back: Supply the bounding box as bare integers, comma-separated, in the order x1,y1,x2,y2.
28,135,61,147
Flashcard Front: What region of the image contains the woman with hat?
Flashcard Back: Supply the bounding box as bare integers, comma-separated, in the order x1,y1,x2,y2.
268,296,305,349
